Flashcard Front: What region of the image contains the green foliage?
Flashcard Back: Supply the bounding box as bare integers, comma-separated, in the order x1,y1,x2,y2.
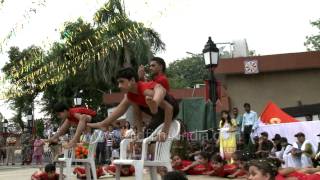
2,46,42,129
167,56,208,88
305,19,320,51
3,0,165,95
220,50,232,59
35,119,44,138
2,0,165,123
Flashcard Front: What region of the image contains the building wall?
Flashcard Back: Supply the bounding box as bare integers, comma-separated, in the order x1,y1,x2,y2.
224,69,320,114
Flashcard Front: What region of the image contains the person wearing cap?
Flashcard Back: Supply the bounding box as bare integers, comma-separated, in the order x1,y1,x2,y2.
279,137,293,168
271,134,282,157
287,132,315,168
255,132,273,158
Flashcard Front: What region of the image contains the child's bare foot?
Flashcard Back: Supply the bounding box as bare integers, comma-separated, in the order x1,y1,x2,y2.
63,141,77,149
145,96,158,114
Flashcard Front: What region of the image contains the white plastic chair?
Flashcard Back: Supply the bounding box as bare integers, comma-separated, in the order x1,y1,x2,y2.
113,120,181,180
58,131,99,180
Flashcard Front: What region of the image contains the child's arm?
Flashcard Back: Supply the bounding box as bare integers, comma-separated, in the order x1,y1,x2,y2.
31,170,43,180
66,114,89,147
107,170,116,176
228,169,242,178
203,170,216,175
181,161,199,172
138,65,146,81
203,164,218,176
49,120,71,142
87,96,130,130
189,151,201,157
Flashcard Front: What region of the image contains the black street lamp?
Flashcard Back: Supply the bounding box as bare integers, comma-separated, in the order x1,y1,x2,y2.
74,90,83,107
3,119,8,134
203,36,219,130
27,109,33,133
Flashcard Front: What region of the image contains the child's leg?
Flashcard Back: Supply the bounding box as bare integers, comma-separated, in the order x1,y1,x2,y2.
65,117,90,148
37,155,41,164
144,85,166,114
131,104,143,136
159,100,173,136
145,96,158,114
40,155,43,165
34,155,38,164
37,155,40,164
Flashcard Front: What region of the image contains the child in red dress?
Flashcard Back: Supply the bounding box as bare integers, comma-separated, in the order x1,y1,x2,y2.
182,152,213,175
225,151,248,178
73,166,105,179
203,153,226,177
48,103,96,148
103,164,135,176
31,164,60,180
171,154,192,171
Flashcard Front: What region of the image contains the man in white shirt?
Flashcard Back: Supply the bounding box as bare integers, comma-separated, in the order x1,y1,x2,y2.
241,103,258,145
287,132,315,168
279,137,293,168
94,129,106,165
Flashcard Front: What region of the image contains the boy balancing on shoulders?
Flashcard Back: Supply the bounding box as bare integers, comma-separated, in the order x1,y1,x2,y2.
48,103,97,149
88,67,179,141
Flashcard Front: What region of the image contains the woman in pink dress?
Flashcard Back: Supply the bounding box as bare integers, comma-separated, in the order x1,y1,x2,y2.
33,136,45,165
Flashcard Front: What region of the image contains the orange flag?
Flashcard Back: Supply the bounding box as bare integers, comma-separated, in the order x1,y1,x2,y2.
260,101,299,124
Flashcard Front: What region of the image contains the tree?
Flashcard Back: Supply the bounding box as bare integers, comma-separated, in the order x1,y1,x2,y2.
2,46,43,129
34,119,44,138
7,0,165,93
305,19,320,51
167,56,208,89
3,0,165,122
220,50,232,59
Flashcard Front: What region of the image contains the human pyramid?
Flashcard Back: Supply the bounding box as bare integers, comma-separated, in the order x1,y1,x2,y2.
33,57,179,179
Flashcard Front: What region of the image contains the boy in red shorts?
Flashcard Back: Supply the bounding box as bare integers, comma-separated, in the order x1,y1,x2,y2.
48,103,96,148
88,67,179,141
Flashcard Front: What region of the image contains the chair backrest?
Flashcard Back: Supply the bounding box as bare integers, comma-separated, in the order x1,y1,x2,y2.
63,130,100,160
152,120,181,162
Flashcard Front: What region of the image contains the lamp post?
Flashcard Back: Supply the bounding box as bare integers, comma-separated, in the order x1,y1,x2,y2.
27,109,33,134
203,36,219,131
74,90,83,107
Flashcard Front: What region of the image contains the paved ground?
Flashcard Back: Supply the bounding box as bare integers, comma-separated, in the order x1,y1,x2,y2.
0,165,232,180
